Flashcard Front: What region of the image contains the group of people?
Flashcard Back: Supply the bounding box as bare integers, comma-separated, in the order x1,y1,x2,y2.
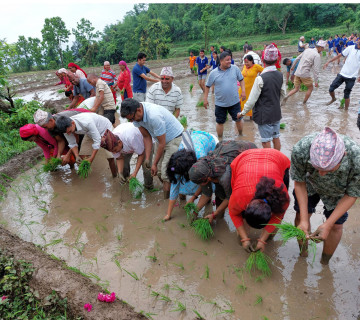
18,38,360,266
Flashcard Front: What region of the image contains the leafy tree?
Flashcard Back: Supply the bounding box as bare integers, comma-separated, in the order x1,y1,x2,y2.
0,39,17,109
41,17,70,66
259,4,295,34
198,4,213,50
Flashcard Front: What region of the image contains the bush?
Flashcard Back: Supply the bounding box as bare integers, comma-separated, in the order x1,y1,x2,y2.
304,29,331,41
209,44,220,53
188,46,200,56
290,39,299,45
222,42,238,52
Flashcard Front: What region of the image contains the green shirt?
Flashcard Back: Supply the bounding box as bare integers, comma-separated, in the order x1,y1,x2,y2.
291,133,360,210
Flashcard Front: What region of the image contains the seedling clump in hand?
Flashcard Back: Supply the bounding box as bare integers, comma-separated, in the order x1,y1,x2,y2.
192,218,214,240
43,157,62,172
129,177,144,199
189,84,194,92
77,160,91,178
245,251,272,277
179,116,187,128
184,203,198,223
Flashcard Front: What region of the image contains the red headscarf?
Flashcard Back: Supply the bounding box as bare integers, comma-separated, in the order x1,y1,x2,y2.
118,60,131,82
67,62,88,78
19,124,39,138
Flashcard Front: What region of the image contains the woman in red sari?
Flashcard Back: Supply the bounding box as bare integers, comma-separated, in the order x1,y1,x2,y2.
117,60,133,100
67,63,87,79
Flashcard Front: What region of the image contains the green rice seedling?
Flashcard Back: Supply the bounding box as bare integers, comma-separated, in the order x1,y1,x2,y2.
217,301,235,314
171,301,186,312
158,293,171,302
57,89,65,93
192,218,214,240
122,268,139,280
150,290,160,298
163,283,170,291
120,89,125,96
178,222,186,228
300,83,308,92
77,160,91,178
254,295,263,305
88,272,101,281
146,255,157,262
287,81,294,90
222,271,226,284
193,310,205,320
280,123,286,129
43,157,62,172
322,51,327,57
262,317,269,320
255,251,272,277
202,264,209,279
172,262,184,270
143,312,157,320
292,55,297,58
255,275,264,282
114,259,121,270
50,254,60,261
196,101,204,107
116,232,122,241
340,98,345,109
129,177,144,199
190,294,204,302
180,241,187,248
171,284,185,292
193,66,198,73
236,284,247,294
43,239,62,248
245,252,256,273
189,84,194,92
38,207,48,213
179,115,187,128
184,202,198,223
192,248,208,256
165,252,176,258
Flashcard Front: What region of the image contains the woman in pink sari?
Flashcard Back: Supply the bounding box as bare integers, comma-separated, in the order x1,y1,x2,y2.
117,60,133,100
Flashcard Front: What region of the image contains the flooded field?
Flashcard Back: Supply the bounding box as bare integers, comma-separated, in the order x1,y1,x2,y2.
2,48,360,319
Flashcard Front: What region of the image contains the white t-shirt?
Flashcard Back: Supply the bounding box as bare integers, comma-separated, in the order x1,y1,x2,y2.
243,51,261,65
78,97,96,110
340,45,360,78
112,122,144,158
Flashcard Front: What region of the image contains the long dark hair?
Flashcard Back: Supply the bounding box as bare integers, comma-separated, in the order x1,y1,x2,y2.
243,176,288,229
166,149,197,184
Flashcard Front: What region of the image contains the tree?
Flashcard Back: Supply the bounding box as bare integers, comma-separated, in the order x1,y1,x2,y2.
41,17,70,66
259,4,295,34
198,4,213,50
0,39,16,109
135,18,170,60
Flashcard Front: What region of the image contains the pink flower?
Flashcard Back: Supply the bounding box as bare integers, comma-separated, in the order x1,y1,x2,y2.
1,296,7,301
97,292,116,303
84,303,92,312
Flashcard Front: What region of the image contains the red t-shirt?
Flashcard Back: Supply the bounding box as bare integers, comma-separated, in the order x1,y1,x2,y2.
228,148,290,233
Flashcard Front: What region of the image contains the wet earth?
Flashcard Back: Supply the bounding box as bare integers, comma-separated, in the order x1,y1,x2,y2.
1,46,360,319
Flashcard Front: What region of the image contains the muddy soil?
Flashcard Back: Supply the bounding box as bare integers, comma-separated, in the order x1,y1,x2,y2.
2,45,360,320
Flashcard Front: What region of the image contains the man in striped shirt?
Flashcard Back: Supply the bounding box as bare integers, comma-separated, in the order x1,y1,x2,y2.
146,67,183,118
100,61,118,103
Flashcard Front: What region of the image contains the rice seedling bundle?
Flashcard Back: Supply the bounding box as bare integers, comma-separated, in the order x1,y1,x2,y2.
271,222,317,262
193,66,198,73
179,116,187,128
129,177,144,199
245,251,271,277
287,81,294,90
120,89,125,95
280,123,286,129
300,83,308,92
57,89,65,93
189,84,194,92
184,202,198,223
192,218,214,241
196,101,204,107
77,160,91,179
340,98,345,109
43,157,62,172
322,51,327,57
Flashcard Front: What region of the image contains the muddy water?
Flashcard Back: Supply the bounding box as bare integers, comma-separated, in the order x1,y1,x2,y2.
2,53,360,320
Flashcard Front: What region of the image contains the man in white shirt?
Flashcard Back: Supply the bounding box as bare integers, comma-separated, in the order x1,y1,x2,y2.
242,45,261,65
100,123,153,189
323,40,360,110
146,67,183,118
55,113,117,177
282,40,326,105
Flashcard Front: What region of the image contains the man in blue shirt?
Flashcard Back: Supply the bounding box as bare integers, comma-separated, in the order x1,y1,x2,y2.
327,36,333,56
196,49,209,92
120,98,184,199
283,58,300,83
203,51,245,139
67,72,96,108
132,52,160,102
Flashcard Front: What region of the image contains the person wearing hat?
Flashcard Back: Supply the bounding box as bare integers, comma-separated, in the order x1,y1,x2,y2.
298,36,306,54
282,40,326,105
237,44,286,151
323,38,360,110
146,67,183,118
100,123,153,189
291,127,360,265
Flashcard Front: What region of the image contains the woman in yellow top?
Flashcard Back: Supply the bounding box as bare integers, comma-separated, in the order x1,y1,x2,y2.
238,55,264,119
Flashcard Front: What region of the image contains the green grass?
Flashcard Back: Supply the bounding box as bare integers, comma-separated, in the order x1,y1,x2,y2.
43,157,62,172
129,177,144,199
192,218,214,241
77,159,91,178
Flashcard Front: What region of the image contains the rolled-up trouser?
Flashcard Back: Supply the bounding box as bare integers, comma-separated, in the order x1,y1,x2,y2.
122,150,154,189
154,136,183,183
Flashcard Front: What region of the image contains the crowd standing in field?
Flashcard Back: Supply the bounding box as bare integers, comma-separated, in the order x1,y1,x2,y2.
19,32,360,266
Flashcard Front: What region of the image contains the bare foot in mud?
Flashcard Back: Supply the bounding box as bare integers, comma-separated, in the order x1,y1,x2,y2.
163,214,172,221
320,253,332,265
326,98,336,106
298,241,308,257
